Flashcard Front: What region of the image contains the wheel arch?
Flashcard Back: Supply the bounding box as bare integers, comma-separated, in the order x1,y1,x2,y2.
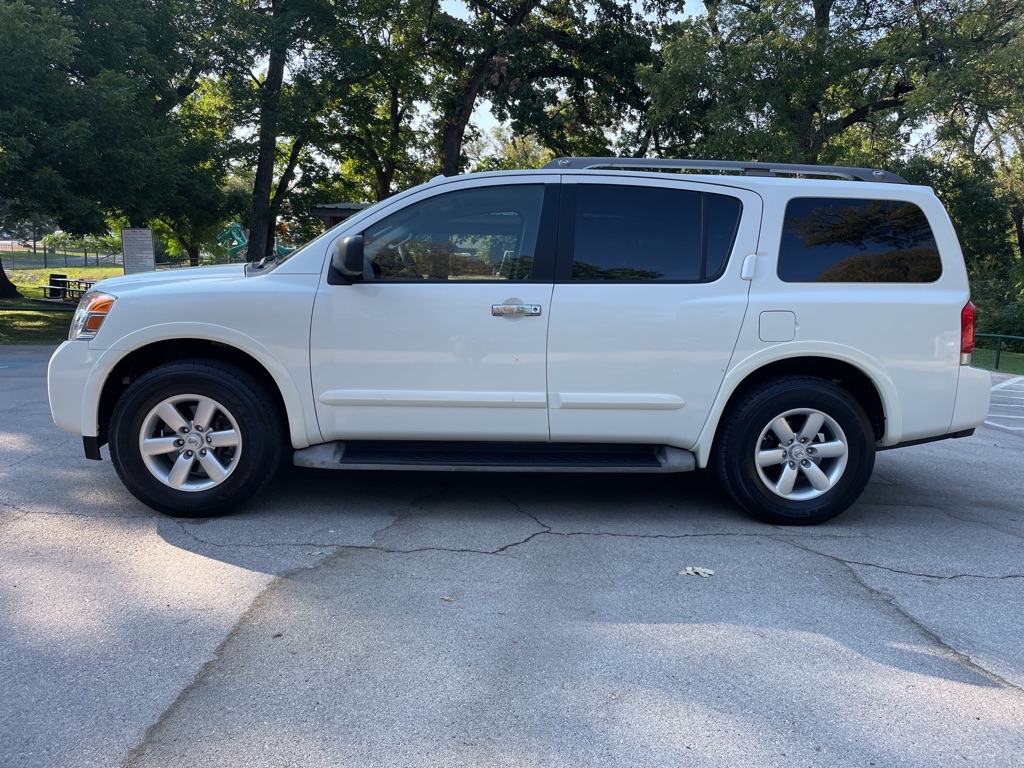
696,351,897,467
93,336,312,452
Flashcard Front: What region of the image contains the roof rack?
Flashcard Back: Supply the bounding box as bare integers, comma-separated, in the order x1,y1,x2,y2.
542,157,909,184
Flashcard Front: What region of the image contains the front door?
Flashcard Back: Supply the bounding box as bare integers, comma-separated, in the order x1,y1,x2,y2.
310,178,559,442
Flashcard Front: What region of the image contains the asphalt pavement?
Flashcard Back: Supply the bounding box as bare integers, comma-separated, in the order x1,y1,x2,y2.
987,375,1024,433
1,345,1022,767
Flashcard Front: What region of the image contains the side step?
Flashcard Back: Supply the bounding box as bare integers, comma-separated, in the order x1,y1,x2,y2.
293,441,696,473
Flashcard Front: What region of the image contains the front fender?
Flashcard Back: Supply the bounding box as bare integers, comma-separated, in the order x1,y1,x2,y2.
82,323,318,449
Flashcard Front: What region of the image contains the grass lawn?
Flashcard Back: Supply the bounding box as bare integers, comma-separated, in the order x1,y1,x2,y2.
0,304,73,345
1,267,115,344
6,266,124,294
973,346,1024,376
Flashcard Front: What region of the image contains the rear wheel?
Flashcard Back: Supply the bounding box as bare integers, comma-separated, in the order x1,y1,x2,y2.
714,377,875,525
109,360,282,517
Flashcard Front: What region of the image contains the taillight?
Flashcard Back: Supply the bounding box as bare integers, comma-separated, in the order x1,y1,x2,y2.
960,301,976,365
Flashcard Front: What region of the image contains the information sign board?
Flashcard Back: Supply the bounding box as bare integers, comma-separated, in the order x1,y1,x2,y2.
120,228,156,274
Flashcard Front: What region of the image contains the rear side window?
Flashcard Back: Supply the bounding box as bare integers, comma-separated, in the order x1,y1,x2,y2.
571,185,742,282
778,198,942,283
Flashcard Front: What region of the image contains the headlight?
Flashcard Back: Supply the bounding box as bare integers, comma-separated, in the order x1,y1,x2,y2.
69,291,116,341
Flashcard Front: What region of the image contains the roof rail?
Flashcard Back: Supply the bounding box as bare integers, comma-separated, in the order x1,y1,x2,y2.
542,157,909,184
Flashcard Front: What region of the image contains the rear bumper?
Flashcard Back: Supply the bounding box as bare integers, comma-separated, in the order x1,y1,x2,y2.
950,365,992,433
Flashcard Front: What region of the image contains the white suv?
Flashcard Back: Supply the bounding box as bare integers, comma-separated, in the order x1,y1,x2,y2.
47,157,992,524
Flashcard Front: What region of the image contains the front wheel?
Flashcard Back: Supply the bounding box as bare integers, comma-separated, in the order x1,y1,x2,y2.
109,360,283,517
714,377,875,525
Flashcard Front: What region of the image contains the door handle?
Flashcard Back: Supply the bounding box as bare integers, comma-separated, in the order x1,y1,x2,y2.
492,304,542,317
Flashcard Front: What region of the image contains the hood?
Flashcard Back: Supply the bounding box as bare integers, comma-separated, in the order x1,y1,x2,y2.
90,264,247,295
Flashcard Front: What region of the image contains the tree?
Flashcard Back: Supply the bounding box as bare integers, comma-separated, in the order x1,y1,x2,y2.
206,0,367,260
643,0,1023,164
0,0,85,296
465,125,553,171
315,0,435,201
428,0,660,176
487,0,664,159
922,2,1024,271
0,0,225,227
156,80,249,265
0,0,236,290
896,156,1016,283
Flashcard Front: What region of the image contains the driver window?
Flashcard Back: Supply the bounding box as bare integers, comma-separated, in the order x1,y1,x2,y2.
362,185,544,281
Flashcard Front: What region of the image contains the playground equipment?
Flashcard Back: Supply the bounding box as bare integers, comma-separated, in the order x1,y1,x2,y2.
216,223,297,262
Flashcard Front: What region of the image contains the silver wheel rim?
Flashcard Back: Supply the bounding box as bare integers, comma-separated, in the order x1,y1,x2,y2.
754,408,849,501
139,394,242,492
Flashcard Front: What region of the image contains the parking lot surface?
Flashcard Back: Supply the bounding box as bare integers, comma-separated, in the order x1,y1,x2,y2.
987,375,1024,433
2,346,1022,767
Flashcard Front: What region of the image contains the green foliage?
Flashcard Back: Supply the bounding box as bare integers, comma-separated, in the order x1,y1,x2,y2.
975,297,1024,354
316,0,435,200
427,0,660,173
896,155,1017,282
2,0,1024,289
1,0,198,231
642,0,1023,165
465,126,554,172
153,79,247,263
41,231,121,254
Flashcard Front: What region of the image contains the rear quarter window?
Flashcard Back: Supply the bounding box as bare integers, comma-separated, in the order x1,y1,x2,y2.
778,197,942,283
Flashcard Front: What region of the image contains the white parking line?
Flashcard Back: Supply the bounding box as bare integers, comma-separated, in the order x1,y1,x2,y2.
985,377,1024,431
993,376,1024,391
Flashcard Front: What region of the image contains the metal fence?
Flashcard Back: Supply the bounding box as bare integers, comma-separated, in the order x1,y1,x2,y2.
976,333,1024,370
0,240,120,269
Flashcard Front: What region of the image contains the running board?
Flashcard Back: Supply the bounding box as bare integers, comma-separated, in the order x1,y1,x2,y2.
292,441,696,473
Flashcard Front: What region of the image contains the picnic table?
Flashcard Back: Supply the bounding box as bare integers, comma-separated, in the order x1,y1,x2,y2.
42,275,96,301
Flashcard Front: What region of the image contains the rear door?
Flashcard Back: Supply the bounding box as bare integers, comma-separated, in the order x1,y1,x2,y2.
546,176,762,448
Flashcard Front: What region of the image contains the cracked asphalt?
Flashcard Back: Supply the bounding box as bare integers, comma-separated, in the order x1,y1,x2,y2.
2,346,1023,767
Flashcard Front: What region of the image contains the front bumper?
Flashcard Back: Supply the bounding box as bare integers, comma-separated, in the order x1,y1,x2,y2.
47,341,101,437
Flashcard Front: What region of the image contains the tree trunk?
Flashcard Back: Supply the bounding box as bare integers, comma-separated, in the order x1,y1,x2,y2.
439,106,486,177
248,13,289,262
266,136,305,241
1011,201,1024,266
0,259,22,299
439,58,495,176
437,0,539,176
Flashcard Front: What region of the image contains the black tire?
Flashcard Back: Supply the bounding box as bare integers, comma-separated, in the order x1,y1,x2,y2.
713,376,875,525
109,360,283,517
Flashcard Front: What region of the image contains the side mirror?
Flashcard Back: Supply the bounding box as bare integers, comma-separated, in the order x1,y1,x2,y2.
329,235,365,284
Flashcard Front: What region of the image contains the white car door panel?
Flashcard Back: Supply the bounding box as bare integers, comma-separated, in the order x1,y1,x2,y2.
310,179,558,441
547,178,762,448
